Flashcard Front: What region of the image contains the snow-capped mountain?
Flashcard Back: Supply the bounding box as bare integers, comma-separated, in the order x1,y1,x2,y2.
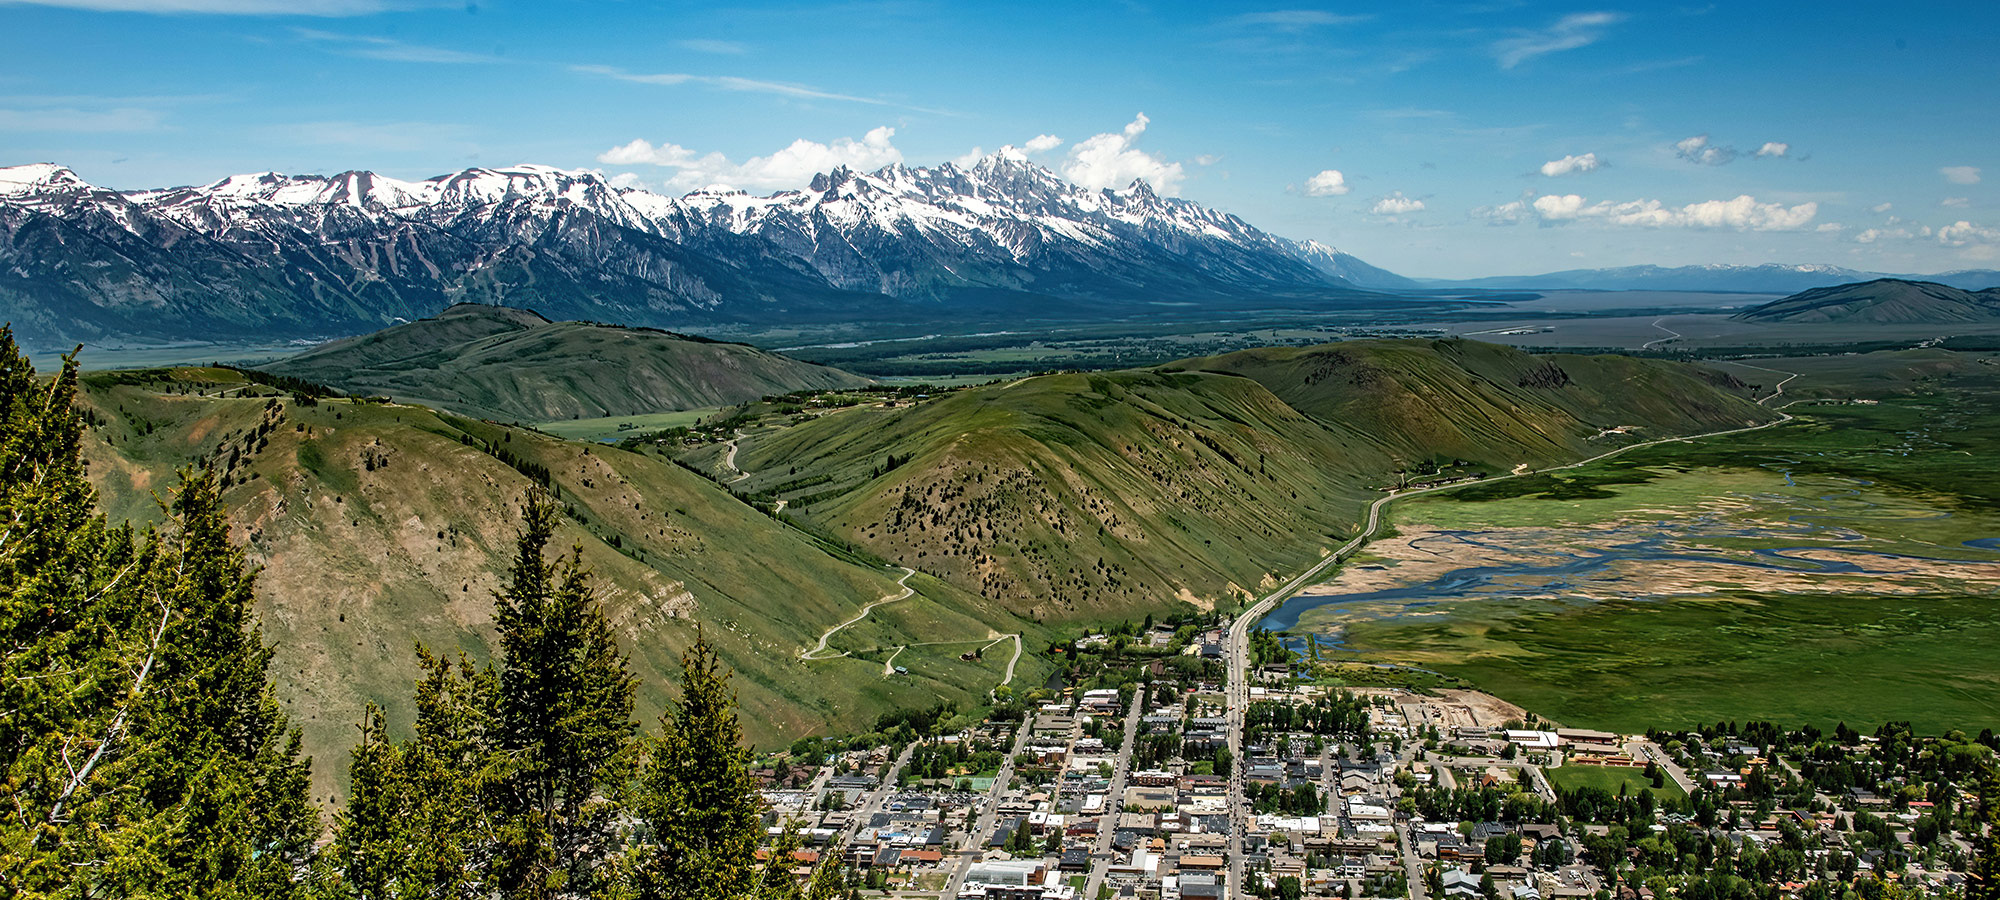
0,157,1400,346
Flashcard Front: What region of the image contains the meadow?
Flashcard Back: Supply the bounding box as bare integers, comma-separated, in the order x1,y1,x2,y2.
1308,355,2000,735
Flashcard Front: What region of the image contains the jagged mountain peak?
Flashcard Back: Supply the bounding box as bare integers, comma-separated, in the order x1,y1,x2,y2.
0,155,1416,347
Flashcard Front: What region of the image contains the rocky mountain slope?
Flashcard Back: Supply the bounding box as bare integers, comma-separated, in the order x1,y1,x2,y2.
264,303,872,422
0,158,1403,348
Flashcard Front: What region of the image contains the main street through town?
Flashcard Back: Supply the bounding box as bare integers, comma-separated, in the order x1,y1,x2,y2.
943,715,1038,898
1082,699,1146,900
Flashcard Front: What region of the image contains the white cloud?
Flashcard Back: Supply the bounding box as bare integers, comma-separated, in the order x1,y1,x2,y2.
1229,10,1373,29
598,126,903,193
574,64,939,112
1060,113,1185,195
1533,194,1588,219
0,106,163,132
1023,134,1063,154
1941,166,1982,185
1870,202,1894,213
1369,192,1425,215
954,136,1061,167
1855,226,1916,244
1815,223,1845,233
1493,12,1622,69
1674,134,1737,166
1942,197,1970,208
1471,199,1530,224
1303,169,1350,196
1938,220,2000,247
295,28,503,64
1755,141,1790,158
1193,154,1222,166
1507,192,1817,230
1539,152,1600,177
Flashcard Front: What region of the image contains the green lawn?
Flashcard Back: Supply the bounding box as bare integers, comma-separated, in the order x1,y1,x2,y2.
534,408,720,442
1545,764,1684,801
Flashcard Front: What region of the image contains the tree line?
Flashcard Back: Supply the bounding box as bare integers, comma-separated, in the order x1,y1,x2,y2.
0,329,847,899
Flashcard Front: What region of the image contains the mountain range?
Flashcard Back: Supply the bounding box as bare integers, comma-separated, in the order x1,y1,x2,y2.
1422,263,2000,294
0,158,1408,349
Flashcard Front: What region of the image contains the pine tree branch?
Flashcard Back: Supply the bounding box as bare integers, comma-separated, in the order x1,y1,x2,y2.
34,592,172,847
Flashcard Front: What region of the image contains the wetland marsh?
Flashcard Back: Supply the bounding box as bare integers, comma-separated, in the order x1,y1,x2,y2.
1275,378,2000,733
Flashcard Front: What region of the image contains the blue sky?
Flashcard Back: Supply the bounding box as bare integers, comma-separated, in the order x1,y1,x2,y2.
2,0,1994,278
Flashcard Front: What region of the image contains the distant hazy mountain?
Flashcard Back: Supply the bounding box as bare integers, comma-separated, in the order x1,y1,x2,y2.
263,303,872,422
0,158,1406,348
1423,264,2000,294
1733,278,2000,324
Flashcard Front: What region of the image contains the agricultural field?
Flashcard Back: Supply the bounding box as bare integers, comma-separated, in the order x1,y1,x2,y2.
1273,351,2000,735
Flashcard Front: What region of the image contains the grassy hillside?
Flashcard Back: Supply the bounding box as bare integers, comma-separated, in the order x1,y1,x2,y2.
1172,339,1773,470
264,303,872,423
77,367,1046,804
730,368,1393,621
1733,278,2000,324
721,339,1774,622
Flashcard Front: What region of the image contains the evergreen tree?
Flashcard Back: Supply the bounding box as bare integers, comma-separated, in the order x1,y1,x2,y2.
756,822,806,900
0,332,317,898
330,649,493,900
487,494,638,899
1973,754,1999,900
331,493,634,900
629,630,763,900
801,850,848,900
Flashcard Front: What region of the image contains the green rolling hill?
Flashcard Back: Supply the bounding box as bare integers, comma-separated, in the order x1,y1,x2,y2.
1169,338,1773,469
70,338,1774,800
263,303,873,423
77,367,1043,804
723,339,1775,622
1733,278,2000,324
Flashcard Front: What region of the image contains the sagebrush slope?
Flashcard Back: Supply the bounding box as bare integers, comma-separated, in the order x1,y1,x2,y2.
77,368,1043,802
728,339,1774,622
264,303,873,422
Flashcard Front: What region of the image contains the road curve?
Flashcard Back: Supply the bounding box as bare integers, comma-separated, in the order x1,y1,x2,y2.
1642,317,1683,350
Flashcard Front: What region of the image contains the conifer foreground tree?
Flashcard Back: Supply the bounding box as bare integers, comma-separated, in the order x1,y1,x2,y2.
0,331,318,898
628,630,764,900
332,492,639,900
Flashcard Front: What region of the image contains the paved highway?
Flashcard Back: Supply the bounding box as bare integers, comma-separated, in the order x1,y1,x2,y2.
1083,698,1147,900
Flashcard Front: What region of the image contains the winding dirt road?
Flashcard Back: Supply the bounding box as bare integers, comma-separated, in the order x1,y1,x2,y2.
799,567,917,661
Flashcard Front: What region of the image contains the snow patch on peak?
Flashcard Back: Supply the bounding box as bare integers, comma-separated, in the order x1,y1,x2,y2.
0,163,95,197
